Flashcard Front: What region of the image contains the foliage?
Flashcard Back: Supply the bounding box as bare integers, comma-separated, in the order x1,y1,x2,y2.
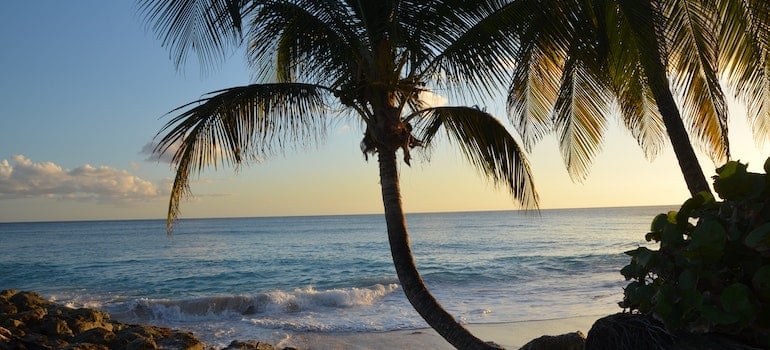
621,158,770,347
139,1,539,348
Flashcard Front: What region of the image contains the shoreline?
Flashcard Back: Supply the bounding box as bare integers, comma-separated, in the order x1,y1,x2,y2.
257,315,602,349
2,289,603,349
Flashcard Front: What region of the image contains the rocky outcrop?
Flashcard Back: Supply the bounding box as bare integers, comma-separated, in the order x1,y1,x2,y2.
0,290,287,350
585,313,763,350
518,331,585,350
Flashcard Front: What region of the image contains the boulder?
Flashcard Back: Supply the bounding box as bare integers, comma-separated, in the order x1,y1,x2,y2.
40,316,74,338
72,327,116,345
519,331,585,350
123,336,158,350
0,326,12,342
63,307,113,333
0,290,279,350
585,313,763,350
223,340,276,350
9,290,50,311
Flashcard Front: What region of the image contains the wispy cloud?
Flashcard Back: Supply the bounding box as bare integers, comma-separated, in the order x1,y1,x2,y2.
0,155,167,204
141,141,178,164
337,124,352,135
420,91,448,107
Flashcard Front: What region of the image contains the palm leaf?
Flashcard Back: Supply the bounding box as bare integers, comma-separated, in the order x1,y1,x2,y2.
716,0,763,87
604,5,666,159
154,83,330,230
248,0,363,86
663,0,730,163
505,0,570,151
748,57,770,145
717,0,770,145
137,0,251,70
615,73,667,160
425,0,527,98
411,106,539,209
552,57,612,181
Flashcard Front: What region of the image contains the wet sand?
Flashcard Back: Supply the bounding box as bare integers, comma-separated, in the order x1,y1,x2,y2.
274,315,602,349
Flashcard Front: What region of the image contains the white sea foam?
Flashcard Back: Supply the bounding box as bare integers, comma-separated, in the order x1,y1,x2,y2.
2,207,673,346
109,283,400,324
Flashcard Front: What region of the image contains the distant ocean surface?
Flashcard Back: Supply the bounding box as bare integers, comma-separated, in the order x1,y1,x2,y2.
0,206,672,347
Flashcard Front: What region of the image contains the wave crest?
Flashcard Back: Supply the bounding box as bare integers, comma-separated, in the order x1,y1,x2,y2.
111,284,400,322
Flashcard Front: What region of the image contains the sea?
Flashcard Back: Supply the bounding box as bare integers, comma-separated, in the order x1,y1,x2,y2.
0,206,671,347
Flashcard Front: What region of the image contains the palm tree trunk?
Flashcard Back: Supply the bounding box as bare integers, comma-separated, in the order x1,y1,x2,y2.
377,149,497,350
620,0,711,196
645,69,712,196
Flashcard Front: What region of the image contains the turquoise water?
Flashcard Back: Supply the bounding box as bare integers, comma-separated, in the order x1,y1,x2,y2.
0,206,670,346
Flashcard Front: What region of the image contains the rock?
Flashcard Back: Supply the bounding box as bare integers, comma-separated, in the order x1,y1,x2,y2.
156,330,204,350
0,290,18,299
72,327,115,345
0,290,275,350
0,290,19,316
223,340,276,350
125,336,158,350
0,313,24,329
585,313,673,350
40,316,74,338
63,307,112,333
20,332,53,348
9,290,49,311
17,307,48,324
63,344,110,350
0,326,12,342
519,331,585,350
585,313,763,350
0,301,17,315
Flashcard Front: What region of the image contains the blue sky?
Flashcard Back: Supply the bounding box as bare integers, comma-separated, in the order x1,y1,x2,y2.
1,1,768,222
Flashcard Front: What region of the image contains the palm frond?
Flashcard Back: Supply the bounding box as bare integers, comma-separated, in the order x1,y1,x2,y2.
747,57,770,146
248,0,362,86
154,83,330,230
507,43,563,150
663,0,729,163
616,75,667,160
425,0,529,98
552,57,612,181
716,0,763,87
504,0,573,151
717,0,770,145
604,7,666,159
138,0,251,70
411,106,539,209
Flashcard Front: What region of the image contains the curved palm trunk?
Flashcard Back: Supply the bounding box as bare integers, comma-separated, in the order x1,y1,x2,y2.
377,149,497,350
644,68,711,196
621,0,711,196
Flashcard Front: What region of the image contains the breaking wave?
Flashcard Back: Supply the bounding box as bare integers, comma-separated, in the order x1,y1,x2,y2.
107,284,400,323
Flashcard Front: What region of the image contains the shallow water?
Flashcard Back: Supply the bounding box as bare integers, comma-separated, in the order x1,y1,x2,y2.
0,206,670,346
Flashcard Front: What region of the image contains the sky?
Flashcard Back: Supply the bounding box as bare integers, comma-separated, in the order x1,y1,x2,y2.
1,1,768,223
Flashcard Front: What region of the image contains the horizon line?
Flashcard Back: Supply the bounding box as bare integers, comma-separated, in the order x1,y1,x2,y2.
0,203,680,225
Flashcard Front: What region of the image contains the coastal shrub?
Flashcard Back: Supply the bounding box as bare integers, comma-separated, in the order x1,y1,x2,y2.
620,158,770,347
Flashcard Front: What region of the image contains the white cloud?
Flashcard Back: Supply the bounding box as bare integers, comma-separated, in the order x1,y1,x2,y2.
141,140,267,165
141,140,179,164
0,155,166,204
337,124,352,135
420,91,449,108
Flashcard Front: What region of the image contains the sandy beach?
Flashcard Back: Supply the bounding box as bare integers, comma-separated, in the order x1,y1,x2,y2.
1,289,602,350
273,315,602,349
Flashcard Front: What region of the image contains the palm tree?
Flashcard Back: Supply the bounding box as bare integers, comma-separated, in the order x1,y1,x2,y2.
505,0,770,197
139,1,536,348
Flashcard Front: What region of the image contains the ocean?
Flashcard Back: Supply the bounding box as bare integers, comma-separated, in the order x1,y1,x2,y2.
0,206,671,347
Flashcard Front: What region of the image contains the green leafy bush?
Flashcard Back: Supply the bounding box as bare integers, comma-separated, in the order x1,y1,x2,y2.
620,158,770,347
